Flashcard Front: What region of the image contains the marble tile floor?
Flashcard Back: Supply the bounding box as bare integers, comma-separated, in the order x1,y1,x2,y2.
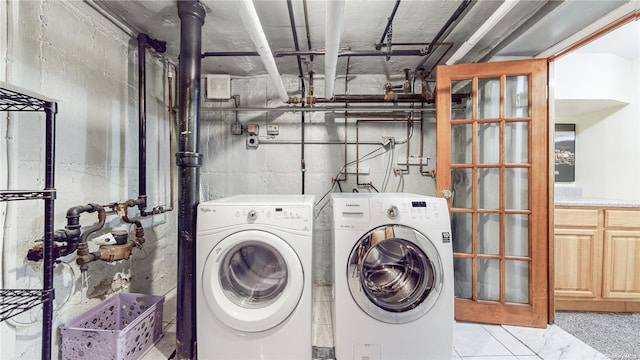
142,287,608,360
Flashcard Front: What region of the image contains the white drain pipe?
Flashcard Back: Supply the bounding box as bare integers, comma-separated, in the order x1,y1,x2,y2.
237,0,289,103
324,0,346,99
446,0,520,64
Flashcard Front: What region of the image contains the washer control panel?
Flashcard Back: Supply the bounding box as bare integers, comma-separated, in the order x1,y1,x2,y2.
374,199,443,221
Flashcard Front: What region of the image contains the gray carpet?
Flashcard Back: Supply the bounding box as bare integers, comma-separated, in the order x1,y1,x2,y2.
555,311,640,359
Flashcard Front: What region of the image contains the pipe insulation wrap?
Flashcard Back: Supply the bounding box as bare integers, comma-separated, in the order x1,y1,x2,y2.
238,0,289,103
324,0,346,98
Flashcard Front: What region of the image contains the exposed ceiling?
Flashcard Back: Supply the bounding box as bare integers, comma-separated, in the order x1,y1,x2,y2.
93,0,635,80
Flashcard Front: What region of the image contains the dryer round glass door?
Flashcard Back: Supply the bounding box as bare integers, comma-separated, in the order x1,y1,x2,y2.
202,230,304,332
347,224,444,324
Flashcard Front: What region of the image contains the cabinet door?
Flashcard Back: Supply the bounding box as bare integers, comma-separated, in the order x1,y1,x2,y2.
603,230,640,299
554,229,602,298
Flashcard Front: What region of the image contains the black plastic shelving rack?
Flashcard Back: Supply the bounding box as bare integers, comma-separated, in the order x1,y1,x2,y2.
1,81,57,360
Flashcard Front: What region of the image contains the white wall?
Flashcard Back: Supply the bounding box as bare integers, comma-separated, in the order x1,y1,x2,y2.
1,2,176,359
555,52,640,201
1,2,438,358
199,74,438,282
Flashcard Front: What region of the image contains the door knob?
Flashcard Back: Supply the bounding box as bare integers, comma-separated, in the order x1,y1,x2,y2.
441,189,452,199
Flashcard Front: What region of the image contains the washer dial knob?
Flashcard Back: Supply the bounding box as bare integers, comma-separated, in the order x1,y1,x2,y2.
386,205,399,219
247,210,258,221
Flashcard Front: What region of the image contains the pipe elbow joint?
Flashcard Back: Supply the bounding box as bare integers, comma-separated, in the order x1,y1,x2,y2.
136,195,147,210
76,253,97,272
135,227,145,245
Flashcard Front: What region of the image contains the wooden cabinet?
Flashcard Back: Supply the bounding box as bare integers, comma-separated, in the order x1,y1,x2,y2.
554,207,640,312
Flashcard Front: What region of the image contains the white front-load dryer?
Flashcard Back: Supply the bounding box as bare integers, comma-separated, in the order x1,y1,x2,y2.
331,193,454,360
196,195,315,360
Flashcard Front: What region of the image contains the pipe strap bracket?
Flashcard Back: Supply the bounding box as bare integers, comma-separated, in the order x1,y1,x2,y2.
175,152,202,167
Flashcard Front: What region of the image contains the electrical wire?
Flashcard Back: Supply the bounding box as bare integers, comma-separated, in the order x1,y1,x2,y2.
381,146,394,192
395,171,405,192
314,144,387,217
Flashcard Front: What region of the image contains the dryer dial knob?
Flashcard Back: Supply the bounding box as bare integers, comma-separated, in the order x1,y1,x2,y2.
386,205,399,219
247,210,258,221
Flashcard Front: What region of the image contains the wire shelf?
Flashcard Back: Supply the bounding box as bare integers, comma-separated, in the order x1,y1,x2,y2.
0,289,54,322
1,81,57,359
0,82,56,112
0,190,56,202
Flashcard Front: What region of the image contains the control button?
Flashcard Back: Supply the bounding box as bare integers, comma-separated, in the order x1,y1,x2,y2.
248,210,258,221
386,205,399,219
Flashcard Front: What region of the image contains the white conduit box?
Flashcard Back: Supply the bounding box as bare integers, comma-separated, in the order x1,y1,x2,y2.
206,74,231,99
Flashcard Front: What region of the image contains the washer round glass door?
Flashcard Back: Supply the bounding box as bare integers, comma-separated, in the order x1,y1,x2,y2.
202,230,304,332
347,224,443,324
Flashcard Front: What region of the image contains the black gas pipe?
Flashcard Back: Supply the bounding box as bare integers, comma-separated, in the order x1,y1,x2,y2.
375,0,402,50
414,0,472,72
137,33,169,216
41,100,57,360
75,204,106,272
286,0,307,194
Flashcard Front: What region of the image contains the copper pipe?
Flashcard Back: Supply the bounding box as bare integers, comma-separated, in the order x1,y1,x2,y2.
167,65,176,210
315,94,431,103
355,118,412,187
418,102,434,177
116,203,145,246
302,0,313,61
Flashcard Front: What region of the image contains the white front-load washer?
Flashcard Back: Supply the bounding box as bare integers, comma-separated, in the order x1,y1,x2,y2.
196,194,315,360
331,193,454,360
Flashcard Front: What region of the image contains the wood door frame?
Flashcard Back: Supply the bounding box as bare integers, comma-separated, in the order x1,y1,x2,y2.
546,11,639,321
436,59,549,327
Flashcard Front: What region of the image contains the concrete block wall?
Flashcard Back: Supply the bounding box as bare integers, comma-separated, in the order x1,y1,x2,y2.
1,1,438,359
199,74,438,282
1,2,176,359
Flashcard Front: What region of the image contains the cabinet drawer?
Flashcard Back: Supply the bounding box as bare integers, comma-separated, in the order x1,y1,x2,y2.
605,210,640,228
555,209,599,227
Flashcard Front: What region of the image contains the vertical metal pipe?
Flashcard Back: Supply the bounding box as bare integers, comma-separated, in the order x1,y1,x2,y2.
286,0,306,194
176,1,205,359
137,34,148,210
42,101,57,360
302,0,313,61
301,80,306,194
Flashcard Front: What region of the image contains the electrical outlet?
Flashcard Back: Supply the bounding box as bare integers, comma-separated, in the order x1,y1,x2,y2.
381,137,395,148
246,135,259,148
267,124,279,135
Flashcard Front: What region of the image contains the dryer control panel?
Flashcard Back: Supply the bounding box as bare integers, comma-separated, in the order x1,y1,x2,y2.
238,205,310,222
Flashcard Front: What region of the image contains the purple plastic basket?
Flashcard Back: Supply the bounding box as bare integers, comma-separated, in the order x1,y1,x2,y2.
60,293,164,360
